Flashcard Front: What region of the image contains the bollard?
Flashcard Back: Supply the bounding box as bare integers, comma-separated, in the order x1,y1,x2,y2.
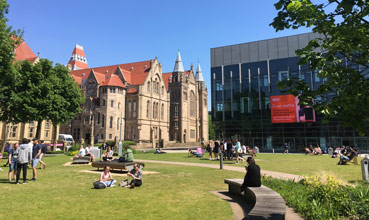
361,156,369,182
328,147,333,156
272,149,274,154
220,152,223,170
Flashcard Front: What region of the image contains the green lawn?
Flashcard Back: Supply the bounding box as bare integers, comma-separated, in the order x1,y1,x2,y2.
0,155,243,220
135,152,364,183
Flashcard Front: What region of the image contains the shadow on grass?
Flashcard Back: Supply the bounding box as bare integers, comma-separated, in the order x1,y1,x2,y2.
0,179,12,184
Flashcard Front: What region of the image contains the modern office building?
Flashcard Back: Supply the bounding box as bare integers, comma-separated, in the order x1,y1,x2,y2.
210,32,369,152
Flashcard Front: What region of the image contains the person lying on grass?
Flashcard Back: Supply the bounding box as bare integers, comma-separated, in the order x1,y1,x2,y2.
100,165,116,187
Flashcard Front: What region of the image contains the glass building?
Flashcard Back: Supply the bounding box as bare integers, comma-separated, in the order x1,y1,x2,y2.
210,33,369,152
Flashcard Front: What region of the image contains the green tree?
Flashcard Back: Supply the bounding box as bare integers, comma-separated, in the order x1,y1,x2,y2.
271,0,369,135
208,115,220,140
0,0,22,152
15,59,84,149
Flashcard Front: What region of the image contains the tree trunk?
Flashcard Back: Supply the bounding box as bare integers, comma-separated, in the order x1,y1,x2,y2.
52,123,57,151
35,119,43,139
1,124,10,154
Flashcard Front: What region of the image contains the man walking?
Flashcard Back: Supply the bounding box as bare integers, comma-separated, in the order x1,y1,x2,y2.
16,138,32,184
31,138,42,181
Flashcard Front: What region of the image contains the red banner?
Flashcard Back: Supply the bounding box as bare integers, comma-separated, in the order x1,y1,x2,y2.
271,95,297,123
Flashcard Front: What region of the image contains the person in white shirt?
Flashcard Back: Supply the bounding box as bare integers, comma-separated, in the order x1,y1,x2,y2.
73,146,86,159
85,145,95,162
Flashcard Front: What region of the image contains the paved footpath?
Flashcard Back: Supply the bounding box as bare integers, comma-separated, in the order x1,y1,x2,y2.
136,159,304,220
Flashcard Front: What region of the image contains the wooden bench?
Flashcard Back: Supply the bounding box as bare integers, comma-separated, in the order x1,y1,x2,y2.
91,160,145,171
72,156,91,164
224,179,286,220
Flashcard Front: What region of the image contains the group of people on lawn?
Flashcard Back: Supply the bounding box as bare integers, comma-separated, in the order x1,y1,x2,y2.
99,163,142,189
6,138,47,184
335,145,359,165
304,144,324,155
206,139,257,164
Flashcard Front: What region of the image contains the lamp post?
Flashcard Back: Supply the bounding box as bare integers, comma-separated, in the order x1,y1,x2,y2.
90,97,95,147
118,111,123,157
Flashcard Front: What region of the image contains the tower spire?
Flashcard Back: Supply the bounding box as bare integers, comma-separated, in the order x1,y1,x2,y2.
173,50,184,72
67,44,88,70
196,61,204,82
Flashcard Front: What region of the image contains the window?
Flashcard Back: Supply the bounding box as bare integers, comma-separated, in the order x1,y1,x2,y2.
217,103,223,111
133,101,137,118
45,121,50,129
102,114,105,128
190,129,195,138
153,102,156,119
161,104,164,120
314,70,321,82
128,102,132,118
117,118,120,130
161,86,164,95
174,105,178,117
109,116,113,128
190,91,196,117
97,113,100,124
118,88,123,94
10,126,17,138
101,134,104,139
263,75,268,87
109,134,112,139
102,99,106,106
147,82,150,92
216,83,223,91
146,101,150,118
29,127,34,138
154,127,158,139
278,71,289,81
45,131,49,138
153,79,157,93
109,88,116,93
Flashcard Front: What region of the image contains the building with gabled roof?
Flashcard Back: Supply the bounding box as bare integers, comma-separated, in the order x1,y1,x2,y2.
61,47,208,148
1,39,57,146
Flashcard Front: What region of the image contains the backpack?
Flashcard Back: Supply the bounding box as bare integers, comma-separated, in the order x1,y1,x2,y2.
93,181,106,189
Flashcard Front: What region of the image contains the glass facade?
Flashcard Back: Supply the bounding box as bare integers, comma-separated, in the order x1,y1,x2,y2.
211,56,369,152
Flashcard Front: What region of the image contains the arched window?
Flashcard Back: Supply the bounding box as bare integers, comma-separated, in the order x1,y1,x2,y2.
190,91,196,118
153,79,157,93
97,112,100,124
147,82,151,92
109,116,113,128
146,101,150,118
111,100,114,108
161,104,164,120
161,86,164,95
102,114,105,127
133,101,137,118
153,102,156,119
102,99,106,107
128,102,132,118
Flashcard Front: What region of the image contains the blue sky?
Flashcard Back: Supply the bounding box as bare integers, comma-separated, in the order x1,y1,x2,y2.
8,0,310,110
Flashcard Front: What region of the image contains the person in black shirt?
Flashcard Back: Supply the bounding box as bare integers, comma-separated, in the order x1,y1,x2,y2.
241,157,261,190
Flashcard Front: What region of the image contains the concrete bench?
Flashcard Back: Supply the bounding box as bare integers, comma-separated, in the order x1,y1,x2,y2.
224,179,286,220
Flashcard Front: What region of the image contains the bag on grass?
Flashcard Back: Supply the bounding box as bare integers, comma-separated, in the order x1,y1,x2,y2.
93,181,106,189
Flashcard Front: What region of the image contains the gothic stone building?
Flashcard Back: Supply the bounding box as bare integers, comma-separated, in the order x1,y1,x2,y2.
61,46,208,147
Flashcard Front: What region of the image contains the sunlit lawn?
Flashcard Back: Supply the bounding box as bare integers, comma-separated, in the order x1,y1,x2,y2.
135,152,364,183
0,155,242,220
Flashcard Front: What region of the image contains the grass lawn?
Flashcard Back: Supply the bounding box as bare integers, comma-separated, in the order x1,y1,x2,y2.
0,155,243,220
135,152,364,183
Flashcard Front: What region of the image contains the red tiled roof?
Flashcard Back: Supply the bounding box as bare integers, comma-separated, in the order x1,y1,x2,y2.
14,41,37,61
70,60,151,87
71,75,82,85
162,71,190,91
127,88,137,94
73,47,86,57
100,74,125,88
69,60,89,69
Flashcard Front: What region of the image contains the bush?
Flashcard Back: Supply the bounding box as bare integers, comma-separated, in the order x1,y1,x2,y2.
94,143,103,148
262,175,369,220
2,152,8,157
66,150,78,156
106,141,115,147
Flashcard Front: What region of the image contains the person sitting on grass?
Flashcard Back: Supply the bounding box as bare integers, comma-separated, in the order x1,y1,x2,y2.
241,157,261,191
73,146,86,160
103,146,114,161
154,148,167,154
125,163,142,189
99,165,116,187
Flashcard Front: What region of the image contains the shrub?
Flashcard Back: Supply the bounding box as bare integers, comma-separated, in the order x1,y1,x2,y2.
66,150,79,156
262,175,369,220
106,141,115,147
2,152,8,157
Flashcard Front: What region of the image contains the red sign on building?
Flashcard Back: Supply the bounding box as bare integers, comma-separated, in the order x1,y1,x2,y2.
270,95,297,123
